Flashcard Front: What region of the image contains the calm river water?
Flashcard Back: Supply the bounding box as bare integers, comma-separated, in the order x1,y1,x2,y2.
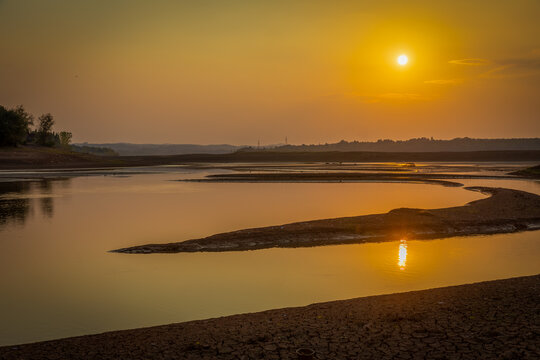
0,165,539,345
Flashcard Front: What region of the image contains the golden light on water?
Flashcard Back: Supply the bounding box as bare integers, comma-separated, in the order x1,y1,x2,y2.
398,240,408,270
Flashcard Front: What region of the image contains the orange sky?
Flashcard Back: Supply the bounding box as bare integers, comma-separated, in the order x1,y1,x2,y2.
1,0,539,144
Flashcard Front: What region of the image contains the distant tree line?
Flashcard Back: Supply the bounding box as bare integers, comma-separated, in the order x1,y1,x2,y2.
246,137,540,153
0,104,72,148
70,144,118,156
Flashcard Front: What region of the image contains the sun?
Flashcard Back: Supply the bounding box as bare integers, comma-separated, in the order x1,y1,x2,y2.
397,54,408,66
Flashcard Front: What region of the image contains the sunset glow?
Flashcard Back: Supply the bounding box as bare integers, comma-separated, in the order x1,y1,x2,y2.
0,1,539,357
1,1,539,144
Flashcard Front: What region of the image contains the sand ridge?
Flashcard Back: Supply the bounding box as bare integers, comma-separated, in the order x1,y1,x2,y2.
114,187,540,254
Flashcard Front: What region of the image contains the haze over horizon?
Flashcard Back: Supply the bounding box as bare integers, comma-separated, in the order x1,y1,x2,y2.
1,0,539,144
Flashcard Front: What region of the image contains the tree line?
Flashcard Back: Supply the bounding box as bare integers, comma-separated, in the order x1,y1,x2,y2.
0,105,72,148
263,137,540,152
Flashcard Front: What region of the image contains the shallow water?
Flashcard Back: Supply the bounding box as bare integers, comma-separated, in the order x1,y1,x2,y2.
0,165,539,345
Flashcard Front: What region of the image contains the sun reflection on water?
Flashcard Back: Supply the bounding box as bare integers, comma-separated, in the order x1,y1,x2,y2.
398,240,408,270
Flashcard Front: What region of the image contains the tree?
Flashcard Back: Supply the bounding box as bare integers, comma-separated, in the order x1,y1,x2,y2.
13,105,34,134
59,131,72,147
37,113,55,146
0,105,32,146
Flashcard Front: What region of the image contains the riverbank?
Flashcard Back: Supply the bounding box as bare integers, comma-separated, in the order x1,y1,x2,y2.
1,274,538,359
113,187,540,254
2,146,540,170
0,146,122,169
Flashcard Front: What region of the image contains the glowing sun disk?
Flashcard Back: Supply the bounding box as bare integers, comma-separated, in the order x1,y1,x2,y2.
397,54,408,66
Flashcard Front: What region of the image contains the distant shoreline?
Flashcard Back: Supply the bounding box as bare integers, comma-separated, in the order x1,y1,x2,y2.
75,138,540,156
1,146,540,170
2,274,538,358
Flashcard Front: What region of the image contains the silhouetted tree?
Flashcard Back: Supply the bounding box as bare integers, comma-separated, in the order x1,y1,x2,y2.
59,131,72,147
13,105,34,135
37,113,55,146
0,105,32,146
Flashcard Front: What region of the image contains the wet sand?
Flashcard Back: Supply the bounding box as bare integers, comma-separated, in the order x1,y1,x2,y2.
1,274,538,359
114,187,540,254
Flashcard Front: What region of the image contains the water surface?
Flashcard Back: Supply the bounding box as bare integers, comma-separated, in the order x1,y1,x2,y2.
0,165,539,345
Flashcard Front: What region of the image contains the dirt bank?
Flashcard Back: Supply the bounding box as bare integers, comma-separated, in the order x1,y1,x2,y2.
0,147,122,169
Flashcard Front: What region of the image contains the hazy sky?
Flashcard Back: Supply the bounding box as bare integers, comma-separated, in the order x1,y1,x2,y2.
1,0,539,144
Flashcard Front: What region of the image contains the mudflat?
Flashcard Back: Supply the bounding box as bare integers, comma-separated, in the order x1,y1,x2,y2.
1,274,538,359
113,187,540,254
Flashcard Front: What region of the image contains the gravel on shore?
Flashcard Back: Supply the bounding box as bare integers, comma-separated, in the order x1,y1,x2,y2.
1,274,539,360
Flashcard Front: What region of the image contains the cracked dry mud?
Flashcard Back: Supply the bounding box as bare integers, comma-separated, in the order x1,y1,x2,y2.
1,274,539,360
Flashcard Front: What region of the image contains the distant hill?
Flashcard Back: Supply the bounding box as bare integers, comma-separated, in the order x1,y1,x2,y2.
260,138,540,153
74,143,241,156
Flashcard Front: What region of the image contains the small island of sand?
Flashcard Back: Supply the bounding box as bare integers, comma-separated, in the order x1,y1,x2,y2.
113,187,540,254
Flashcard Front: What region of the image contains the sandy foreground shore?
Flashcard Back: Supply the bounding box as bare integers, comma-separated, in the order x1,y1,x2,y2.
1,275,538,359
114,187,540,254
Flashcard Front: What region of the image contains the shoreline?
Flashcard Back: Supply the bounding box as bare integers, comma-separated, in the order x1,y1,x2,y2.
2,274,538,359
2,147,540,170
113,186,540,254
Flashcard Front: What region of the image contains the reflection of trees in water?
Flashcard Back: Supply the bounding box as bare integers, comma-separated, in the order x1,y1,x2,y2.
38,179,53,194
0,181,32,227
40,197,54,218
0,178,71,228
0,198,31,226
